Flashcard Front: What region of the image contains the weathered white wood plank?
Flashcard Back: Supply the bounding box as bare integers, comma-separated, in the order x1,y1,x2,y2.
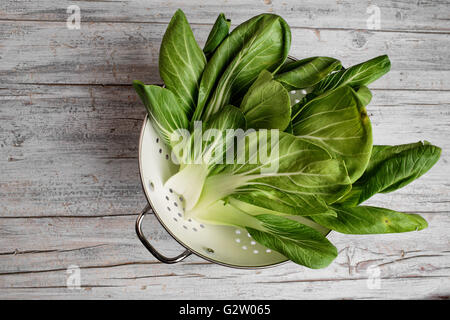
0,212,448,299
0,85,449,217
1,0,449,300
1,0,449,33
0,277,449,299
0,21,449,89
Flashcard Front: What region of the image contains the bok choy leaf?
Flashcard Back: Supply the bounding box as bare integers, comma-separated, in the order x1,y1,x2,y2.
193,13,291,122
338,141,442,206
275,56,342,91
312,205,428,234
203,13,231,59
313,55,391,95
159,9,206,118
194,201,337,269
240,70,291,131
292,85,373,183
132,81,188,146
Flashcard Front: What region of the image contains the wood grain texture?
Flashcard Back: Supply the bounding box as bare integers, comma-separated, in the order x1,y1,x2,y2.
0,213,448,299
1,0,449,32
0,0,449,299
1,21,449,89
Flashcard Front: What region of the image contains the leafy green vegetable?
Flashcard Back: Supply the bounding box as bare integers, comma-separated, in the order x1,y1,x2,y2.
312,205,428,234
133,10,441,269
196,105,246,165
194,201,337,269
132,81,188,146
275,57,342,90
240,70,291,130
228,188,336,217
168,131,351,215
313,55,391,95
290,93,317,119
193,13,291,122
203,13,231,59
286,56,383,124
159,9,206,117
354,86,372,107
338,141,442,206
292,85,372,183
247,214,337,269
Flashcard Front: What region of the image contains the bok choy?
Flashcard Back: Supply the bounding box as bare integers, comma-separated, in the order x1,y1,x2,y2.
133,10,441,269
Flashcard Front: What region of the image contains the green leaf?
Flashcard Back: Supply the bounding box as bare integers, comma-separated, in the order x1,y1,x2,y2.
168,105,246,207
203,13,231,59
159,9,206,118
228,187,336,217
180,131,351,215
290,92,317,119
193,13,291,122
275,56,342,91
202,105,247,165
284,120,293,133
240,70,291,130
312,205,428,234
226,132,351,205
247,214,338,269
193,202,336,268
338,141,441,206
354,86,372,107
292,85,373,183
313,55,391,95
132,81,188,146
206,104,246,131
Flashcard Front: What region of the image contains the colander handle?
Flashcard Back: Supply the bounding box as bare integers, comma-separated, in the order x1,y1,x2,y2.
135,204,192,264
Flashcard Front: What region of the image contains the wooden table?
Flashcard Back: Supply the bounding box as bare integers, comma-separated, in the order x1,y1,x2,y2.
1,0,449,299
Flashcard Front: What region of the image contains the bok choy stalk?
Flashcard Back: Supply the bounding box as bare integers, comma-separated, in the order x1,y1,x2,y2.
132,10,441,269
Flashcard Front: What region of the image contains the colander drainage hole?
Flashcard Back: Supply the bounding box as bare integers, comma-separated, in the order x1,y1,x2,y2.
205,248,214,254
159,148,162,153
177,213,182,218
165,196,169,201
173,202,178,207
156,138,159,143
253,250,259,254
242,246,247,250
148,181,155,191
235,238,241,243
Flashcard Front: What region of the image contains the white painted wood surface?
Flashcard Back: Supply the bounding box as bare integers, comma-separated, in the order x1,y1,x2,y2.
0,0,449,299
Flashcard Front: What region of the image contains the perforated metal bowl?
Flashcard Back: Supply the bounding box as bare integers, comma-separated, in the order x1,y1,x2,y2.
135,59,314,268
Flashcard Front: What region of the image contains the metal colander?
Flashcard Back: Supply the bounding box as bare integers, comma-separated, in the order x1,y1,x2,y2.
135,74,310,268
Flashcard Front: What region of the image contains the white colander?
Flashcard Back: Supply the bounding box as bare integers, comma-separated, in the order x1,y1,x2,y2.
135,64,313,268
